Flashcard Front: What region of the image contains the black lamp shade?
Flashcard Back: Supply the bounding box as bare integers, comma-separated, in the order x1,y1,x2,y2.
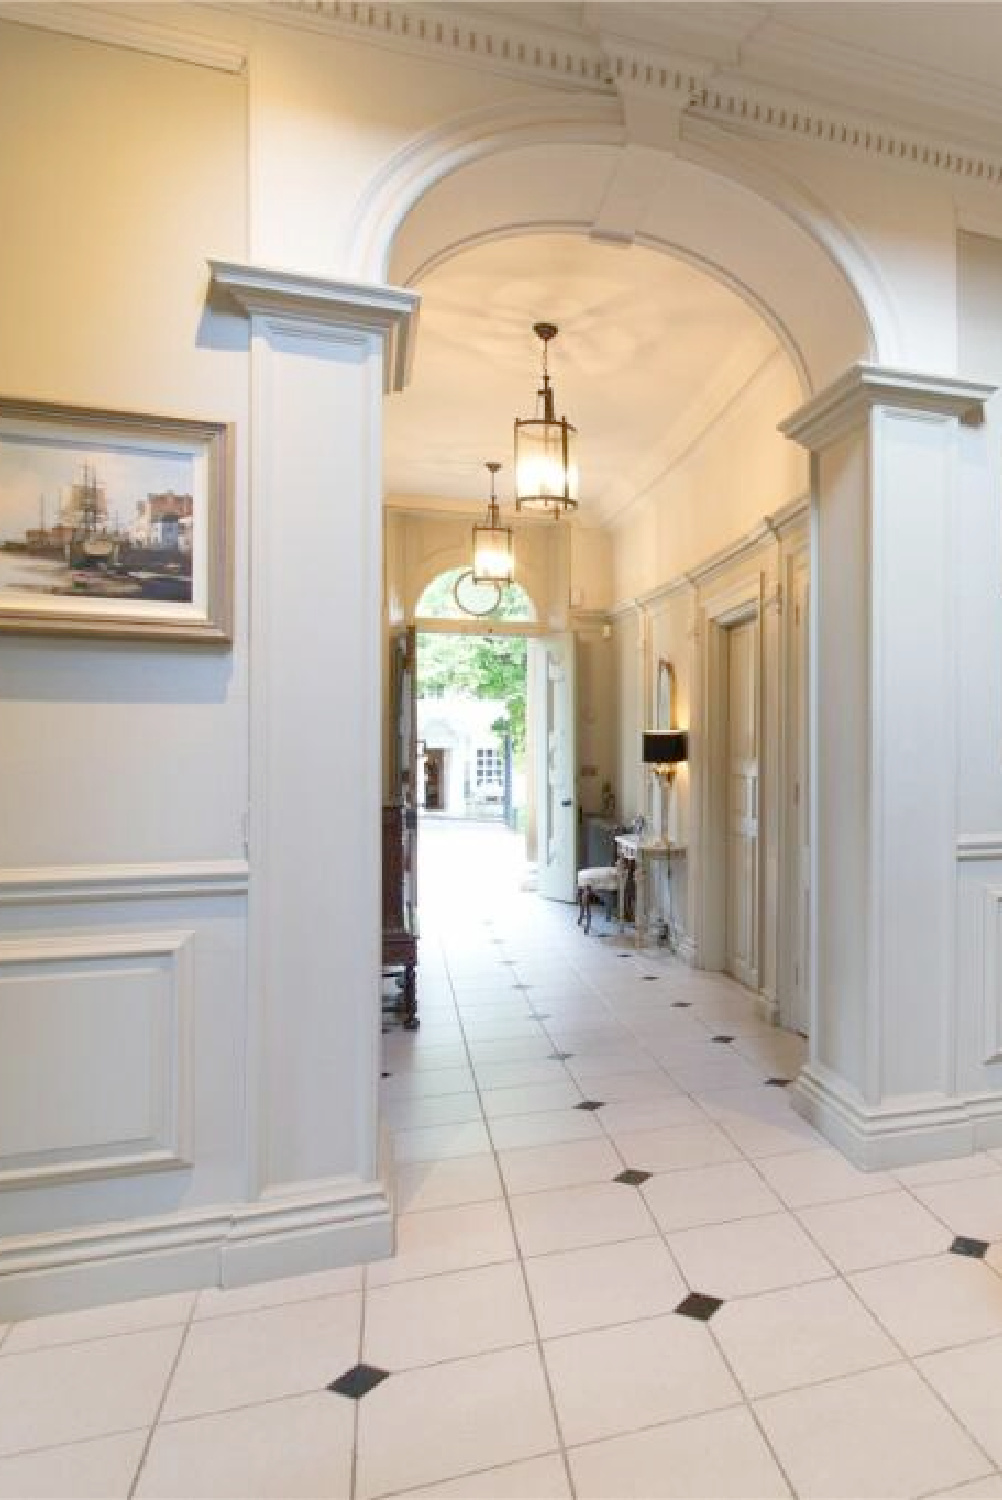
643,730,688,766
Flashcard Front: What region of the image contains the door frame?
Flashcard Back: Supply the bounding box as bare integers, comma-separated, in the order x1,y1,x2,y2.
778,542,812,1034
693,575,763,986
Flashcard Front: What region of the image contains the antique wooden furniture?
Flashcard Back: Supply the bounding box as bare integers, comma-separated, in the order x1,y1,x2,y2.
382,802,418,1027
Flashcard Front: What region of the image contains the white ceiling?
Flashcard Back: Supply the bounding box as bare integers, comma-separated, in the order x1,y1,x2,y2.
383,233,784,525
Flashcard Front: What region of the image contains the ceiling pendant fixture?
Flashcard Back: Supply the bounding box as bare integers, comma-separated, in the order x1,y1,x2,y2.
471,460,515,586
514,321,579,517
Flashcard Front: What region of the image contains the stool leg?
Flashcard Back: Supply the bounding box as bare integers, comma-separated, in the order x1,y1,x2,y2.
584,885,593,935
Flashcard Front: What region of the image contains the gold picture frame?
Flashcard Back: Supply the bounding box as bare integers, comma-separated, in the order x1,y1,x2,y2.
0,397,232,643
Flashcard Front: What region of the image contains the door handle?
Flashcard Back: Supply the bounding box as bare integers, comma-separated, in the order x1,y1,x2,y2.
560,798,573,807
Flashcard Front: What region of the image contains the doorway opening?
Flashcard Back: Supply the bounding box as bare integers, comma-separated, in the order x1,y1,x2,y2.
411,567,536,916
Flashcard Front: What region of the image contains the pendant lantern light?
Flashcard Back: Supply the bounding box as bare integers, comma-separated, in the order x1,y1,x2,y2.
471,461,515,586
514,321,579,517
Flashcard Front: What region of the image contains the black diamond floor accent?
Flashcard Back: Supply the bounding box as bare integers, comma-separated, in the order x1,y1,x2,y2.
381,1071,391,1079
549,1051,573,1061
575,1099,605,1111
614,1168,652,1186
951,1235,990,1259
712,1035,735,1044
675,1292,724,1322
671,1002,692,1009
765,1076,791,1088
328,1364,390,1399
643,975,658,982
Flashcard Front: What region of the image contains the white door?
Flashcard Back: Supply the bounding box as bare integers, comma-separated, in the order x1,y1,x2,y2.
532,632,578,902
791,570,811,1035
725,617,759,986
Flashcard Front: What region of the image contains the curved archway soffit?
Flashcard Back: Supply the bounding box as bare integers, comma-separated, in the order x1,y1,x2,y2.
347,96,892,383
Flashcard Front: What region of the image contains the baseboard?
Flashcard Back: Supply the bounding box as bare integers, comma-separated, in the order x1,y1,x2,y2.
789,1063,1002,1169
0,1164,394,1322
755,988,780,1027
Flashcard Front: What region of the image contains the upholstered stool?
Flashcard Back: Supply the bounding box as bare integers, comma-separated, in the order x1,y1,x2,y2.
576,865,620,934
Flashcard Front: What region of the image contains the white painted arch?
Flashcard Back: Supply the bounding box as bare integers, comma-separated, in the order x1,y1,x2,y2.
347,96,890,394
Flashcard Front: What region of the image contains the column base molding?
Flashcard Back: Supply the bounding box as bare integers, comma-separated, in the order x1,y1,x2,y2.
0,1166,394,1322
754,988,780,1027
791,1063,1002,1170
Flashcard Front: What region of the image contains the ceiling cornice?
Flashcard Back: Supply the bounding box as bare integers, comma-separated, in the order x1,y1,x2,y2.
0,2,247,71
266,1,1002,189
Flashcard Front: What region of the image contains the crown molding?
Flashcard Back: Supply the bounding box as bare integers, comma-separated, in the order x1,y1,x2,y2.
780,363,996,452
738,18,1002,144
208,260,420,392
0,3,247,72
262,2,1002,191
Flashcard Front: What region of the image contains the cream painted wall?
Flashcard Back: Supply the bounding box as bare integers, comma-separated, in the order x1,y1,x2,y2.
0,20,252,1292
611,351,807,605
0,21,249,868
954,230,1002,1101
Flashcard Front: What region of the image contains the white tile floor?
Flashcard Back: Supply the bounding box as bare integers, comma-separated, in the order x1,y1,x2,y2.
4,820,1002,1497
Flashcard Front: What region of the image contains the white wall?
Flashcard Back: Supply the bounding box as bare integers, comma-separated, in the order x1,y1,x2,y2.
0,22,252,1301
955,231,1002,1101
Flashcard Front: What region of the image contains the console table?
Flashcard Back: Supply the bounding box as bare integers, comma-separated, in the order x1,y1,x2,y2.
615,835,686,949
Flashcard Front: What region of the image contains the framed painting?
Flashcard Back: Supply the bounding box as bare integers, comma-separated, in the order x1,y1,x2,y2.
0,398,232,642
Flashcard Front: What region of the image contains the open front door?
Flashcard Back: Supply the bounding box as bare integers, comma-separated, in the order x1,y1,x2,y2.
531,632,577,902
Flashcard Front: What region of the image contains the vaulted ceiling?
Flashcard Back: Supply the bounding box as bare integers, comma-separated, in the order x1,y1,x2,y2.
383,233,786,526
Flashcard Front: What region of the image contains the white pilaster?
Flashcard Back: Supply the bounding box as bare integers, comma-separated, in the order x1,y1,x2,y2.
781,364,995,1168
210,261,419,1278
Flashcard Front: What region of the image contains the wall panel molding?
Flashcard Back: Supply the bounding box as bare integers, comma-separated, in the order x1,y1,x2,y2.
983,887,1002,1067
0,930,194,1190
0,859,249,907
958,836,1002,862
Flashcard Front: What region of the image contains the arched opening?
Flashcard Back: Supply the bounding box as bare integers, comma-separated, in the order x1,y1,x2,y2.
377,125,878,1057
415,566,537,624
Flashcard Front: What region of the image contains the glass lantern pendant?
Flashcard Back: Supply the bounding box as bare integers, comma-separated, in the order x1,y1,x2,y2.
514,321,579,517
472,461,515,586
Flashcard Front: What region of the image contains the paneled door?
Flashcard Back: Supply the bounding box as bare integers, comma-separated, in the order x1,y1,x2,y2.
725,616,759,986
532,632,578,902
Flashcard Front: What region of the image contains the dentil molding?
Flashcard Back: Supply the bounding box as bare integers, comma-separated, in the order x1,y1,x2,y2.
780,364,996,452
208,261,420,392
268,2,1002,190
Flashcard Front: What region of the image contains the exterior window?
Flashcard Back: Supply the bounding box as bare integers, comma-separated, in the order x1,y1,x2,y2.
475,747,502,787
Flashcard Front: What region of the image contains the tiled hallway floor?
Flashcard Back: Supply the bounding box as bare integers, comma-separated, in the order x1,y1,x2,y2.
5,827,1002,1497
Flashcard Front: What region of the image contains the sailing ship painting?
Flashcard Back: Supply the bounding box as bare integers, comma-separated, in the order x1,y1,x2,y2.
0,449,195,605
0,399,230,643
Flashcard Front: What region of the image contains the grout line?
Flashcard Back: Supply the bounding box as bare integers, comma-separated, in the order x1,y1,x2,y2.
349,1265,368,1500
443,941,581,1500
126,1292,200,1499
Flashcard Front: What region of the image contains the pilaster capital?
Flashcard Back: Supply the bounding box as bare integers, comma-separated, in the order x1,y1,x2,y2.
207,260,421,393
779,362,995,452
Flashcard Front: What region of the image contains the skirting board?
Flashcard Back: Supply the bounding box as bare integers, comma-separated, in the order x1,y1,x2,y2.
0,1162,395,1322
790,1063,1002,1170
755,988,780,1027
